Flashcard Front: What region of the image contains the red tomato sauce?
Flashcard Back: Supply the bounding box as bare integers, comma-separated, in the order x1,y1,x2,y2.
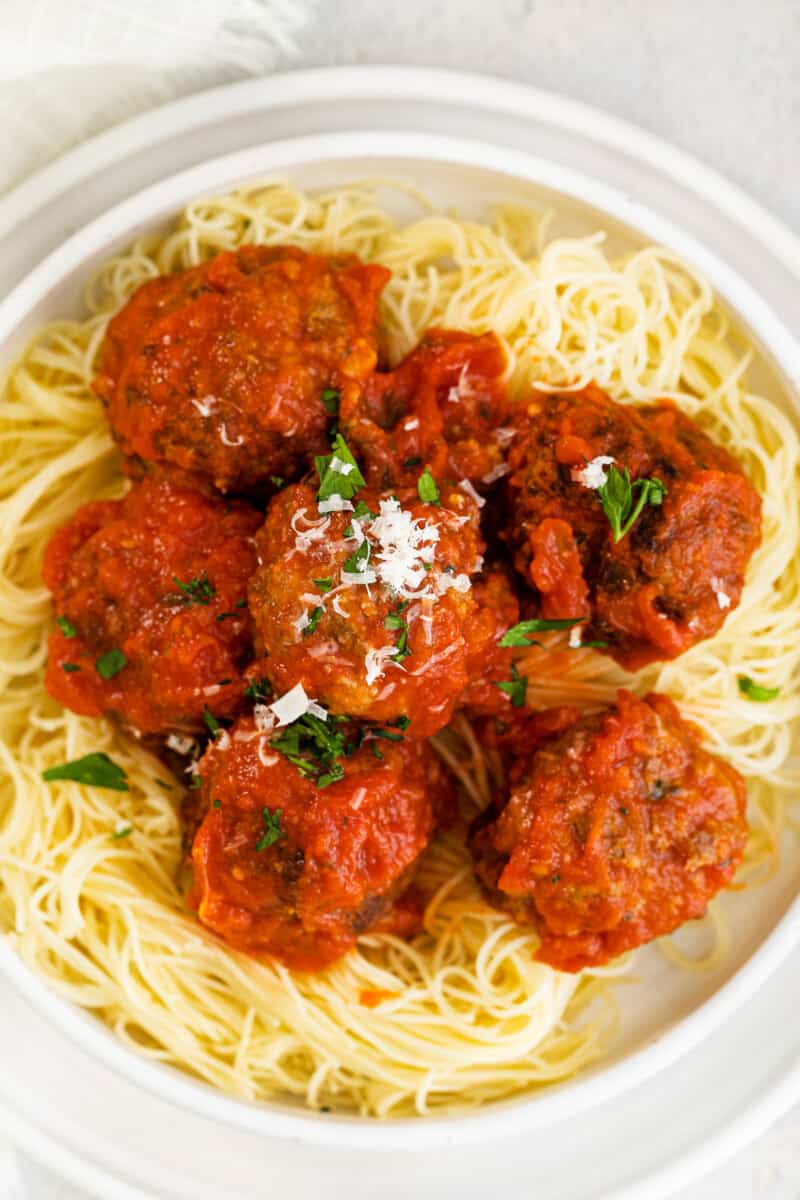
506,385,762,668
43,477,260,733
94,246,389,493
470,692,748,971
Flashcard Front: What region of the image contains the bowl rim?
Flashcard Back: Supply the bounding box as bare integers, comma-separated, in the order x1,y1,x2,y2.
1,124,799,1150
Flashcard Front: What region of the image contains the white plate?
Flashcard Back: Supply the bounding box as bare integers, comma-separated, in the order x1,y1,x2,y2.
0,68,798,1198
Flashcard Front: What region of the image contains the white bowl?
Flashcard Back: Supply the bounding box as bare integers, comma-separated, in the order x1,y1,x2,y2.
0,120,798,1161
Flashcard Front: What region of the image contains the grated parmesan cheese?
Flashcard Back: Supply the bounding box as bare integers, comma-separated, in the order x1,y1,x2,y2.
219,423,244,447
572,455,615,490
318,496,355,514
458,478,485,508
481,462,509,484
166,734,196,756
569,625,583,649
268,683,328,727
191,395,217,417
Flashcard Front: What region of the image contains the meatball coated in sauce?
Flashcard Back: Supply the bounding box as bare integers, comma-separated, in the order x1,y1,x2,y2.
43,478,260,734
457,567,522,716
189,722,443,970
248,480,489,739
94,246,390,493
341,329,510,490
506,385,762,669
470,692,748,972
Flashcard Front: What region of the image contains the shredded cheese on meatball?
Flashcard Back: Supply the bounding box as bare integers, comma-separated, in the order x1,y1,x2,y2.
572,455,615,489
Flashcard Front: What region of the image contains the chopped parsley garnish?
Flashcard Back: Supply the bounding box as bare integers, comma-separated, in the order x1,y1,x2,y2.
321,387,341,415
417,468,440,505
57,615,76,637
303,606,324,637
575,640,610,649
212,798,221,808
343,539,371,574
314,578,333,593
42,752,128,792
392,626,410,663
244,676,272,703
235,599,247,609
203,707,221,737
96,648,127,679
390,715,411,731
62,663,80,673
371,742,385,761
403,456,422,468
385,602,411,663
271,712,352,788
270,475,286,489
499,617,586,648
494,663,528,708
255,806,285,851
737,676,780,702
344,500,378,536
111,825,133,840
597,466,666,542
315,433,366,503
173,572,215,606
372,727,404,742
188,774,202,790
216,611,239,622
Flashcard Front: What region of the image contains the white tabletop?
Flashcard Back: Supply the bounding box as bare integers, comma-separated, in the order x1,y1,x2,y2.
2,2,798,1196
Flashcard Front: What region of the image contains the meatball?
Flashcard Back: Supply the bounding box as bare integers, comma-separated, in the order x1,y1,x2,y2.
94,246,390,493
43,477,260,734
248,477,493,738
457,566,523,716
341,328,510,490
189,719,443,970
470,691,748,971
506,385,762,669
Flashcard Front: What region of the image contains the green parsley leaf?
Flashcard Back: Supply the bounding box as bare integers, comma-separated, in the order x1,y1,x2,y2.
57,615,77,637
417,468,440,505
494,663,528,708
321,387,340,416
317,763,345,789
737,675,780,702
255,807,285,852
597,466,667,543
42,752,128,792
403,456,422,468
343,539,371,574
392,625,411,663
271,712,353,788
212,798,221,808
96,648,127,679
235,599,247,609
499,617,586,648
303,606,324,637
188,774,202,790
371,742,385,761
111,825,133,840
270,475,285,489
390,715,411,731
314,578,333,593
315,433,366,503
203,707,221,737
244,676,272,703
372,728,404,742
173,572,215,606
62,663,80,673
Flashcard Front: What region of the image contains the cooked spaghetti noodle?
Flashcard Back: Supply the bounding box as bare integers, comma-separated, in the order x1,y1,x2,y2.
0,181,797,1116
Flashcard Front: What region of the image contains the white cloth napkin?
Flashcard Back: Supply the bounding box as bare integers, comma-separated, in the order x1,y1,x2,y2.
0,0,314,193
